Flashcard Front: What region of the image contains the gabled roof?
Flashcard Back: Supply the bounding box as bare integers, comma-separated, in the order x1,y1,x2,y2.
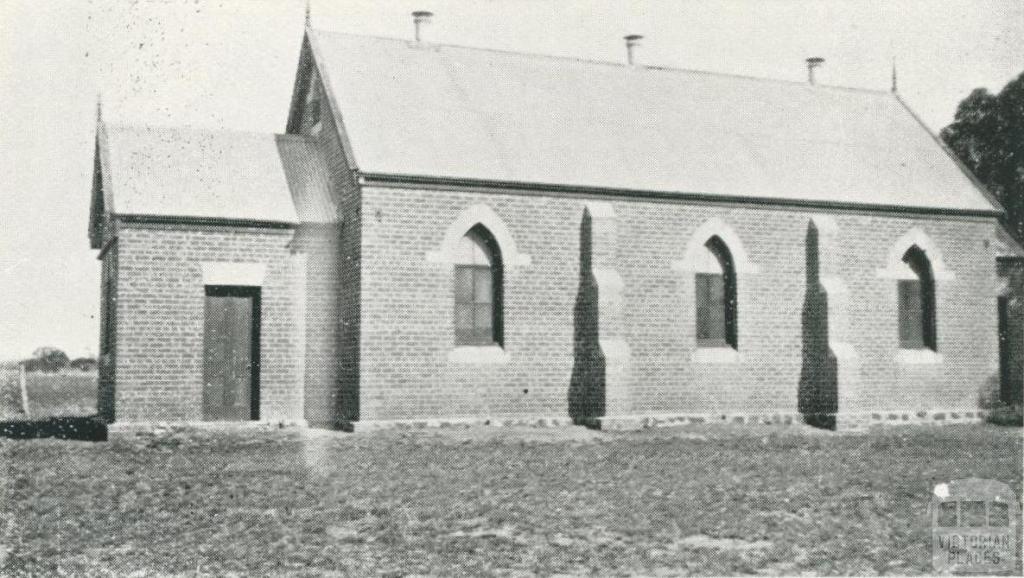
308,29,999,215
89,124,335,243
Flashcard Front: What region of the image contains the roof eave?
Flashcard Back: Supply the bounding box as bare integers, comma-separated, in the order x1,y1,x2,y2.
114,213,300,229
358,171,1003,219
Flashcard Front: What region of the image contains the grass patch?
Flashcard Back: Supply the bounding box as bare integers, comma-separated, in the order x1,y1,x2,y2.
24,371,97,418
0,371,96,421
0,424,1020,575
0,370,24,418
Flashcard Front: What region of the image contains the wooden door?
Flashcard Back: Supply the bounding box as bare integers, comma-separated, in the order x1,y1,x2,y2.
203,287,260,421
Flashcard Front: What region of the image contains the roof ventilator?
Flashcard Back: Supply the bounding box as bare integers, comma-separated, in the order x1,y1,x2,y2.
806,57,824,85
624,34,643,66
413,11,433,43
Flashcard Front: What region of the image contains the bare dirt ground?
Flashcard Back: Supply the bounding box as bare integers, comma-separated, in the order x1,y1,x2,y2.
1,422,1020,576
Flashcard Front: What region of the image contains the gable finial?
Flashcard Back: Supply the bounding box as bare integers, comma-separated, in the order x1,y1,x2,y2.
891,57,898,93
304,0,312,28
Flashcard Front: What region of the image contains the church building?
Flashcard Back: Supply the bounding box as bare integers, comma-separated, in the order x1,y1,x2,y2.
88,15,1023,430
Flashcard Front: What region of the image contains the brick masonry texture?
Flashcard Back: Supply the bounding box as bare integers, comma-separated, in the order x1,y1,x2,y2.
110,223,305,423
97,240,118,422
292,225,340,427
99,183,1009,427
357,185,1002,424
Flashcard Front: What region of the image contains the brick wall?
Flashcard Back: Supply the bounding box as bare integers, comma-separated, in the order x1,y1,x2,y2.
111,223,304,423
97,237,117,423
293,225,341,426
356,185,1001,423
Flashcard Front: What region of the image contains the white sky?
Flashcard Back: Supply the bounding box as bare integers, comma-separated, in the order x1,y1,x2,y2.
0,0,1022,360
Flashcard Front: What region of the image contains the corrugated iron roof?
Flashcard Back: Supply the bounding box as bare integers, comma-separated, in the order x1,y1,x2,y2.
276,135,338,223
310,30,998,214
100,124,334,224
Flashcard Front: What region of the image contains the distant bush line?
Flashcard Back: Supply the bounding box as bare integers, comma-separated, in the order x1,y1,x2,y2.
1,347,97,373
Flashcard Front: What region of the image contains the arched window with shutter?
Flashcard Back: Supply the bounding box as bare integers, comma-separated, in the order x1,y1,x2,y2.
898,246,937,350
695,236,738,349
453,226,503,346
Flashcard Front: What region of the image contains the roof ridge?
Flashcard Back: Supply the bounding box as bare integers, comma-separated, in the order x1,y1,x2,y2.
308,28,892,97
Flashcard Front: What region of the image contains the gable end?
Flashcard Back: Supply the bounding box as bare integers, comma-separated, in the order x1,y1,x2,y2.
89,127,114,249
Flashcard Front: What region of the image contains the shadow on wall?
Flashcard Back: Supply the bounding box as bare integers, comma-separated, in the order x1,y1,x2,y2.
799,221,838,430
98,371,115,424
0,415,107,441
998,290,1024,406
569,209,606,422
337,222,360,425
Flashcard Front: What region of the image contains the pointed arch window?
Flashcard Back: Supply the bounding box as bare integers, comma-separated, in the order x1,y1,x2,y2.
695,236,738,349
898,246,937,350
454,226,503,346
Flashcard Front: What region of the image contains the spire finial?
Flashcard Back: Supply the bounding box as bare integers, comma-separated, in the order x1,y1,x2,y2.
304,0,312,28
891,57,898,93
96,92,103,124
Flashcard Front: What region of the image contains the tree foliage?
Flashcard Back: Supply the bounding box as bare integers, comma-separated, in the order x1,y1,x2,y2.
941,72,1024,243
69,357,98,372
24,347,70,373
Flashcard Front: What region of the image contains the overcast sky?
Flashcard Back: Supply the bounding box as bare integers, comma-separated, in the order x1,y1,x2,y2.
0,0,1022,360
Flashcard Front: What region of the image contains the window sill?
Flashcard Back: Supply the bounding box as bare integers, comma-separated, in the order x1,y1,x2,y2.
448,345,509,364
897,349,943,364
691,347,740,364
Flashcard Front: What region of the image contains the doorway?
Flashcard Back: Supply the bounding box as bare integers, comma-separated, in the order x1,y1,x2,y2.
203,286,261,421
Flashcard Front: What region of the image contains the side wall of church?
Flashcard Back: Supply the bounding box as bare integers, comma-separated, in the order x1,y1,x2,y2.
354,185,1001,425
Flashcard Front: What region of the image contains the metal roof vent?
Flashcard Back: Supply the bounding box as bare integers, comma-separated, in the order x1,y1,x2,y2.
806,57,825,85
624,34,643,66
412,11,433,43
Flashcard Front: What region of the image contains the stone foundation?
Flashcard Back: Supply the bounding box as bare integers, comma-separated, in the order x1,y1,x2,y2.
336,416,576,432
108,419,309,436
835,409,987,430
